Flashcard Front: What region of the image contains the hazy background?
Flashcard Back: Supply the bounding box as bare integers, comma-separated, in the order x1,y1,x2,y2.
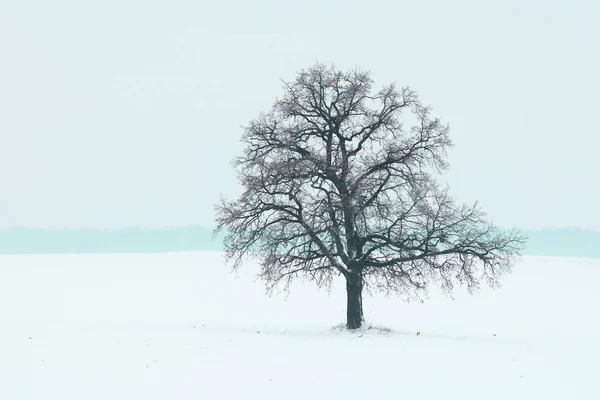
1,0,598,234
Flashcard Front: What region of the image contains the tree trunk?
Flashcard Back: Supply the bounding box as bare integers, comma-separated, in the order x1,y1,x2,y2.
345,271,364,329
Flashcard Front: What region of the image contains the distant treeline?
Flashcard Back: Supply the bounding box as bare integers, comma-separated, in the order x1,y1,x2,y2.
0,226,598,258
0,226,223,254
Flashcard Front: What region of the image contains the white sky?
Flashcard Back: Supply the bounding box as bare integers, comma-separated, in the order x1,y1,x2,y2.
1,0,598,230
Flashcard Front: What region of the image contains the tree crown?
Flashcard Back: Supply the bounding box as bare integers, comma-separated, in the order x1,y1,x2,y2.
216,63,524,298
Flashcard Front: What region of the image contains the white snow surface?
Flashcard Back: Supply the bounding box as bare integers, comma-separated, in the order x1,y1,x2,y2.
1,252,599,399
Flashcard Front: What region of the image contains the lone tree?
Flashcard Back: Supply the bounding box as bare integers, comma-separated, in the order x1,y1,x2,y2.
216,64,524,329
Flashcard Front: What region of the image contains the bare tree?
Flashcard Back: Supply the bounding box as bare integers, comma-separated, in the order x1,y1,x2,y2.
216,64,525,329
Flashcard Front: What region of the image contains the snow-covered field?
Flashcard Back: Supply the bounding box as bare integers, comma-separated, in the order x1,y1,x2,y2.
1,252,599,399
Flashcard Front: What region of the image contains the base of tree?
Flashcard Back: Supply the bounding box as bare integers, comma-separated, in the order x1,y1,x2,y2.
332,323,393,335
346,321,363,330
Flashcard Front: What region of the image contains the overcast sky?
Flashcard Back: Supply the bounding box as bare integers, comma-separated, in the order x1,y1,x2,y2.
1,0,598,230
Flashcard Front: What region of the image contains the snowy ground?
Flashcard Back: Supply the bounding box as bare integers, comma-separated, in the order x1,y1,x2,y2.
1,252,599,399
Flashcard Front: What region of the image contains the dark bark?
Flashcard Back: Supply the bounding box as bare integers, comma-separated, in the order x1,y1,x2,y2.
345,271,364,329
